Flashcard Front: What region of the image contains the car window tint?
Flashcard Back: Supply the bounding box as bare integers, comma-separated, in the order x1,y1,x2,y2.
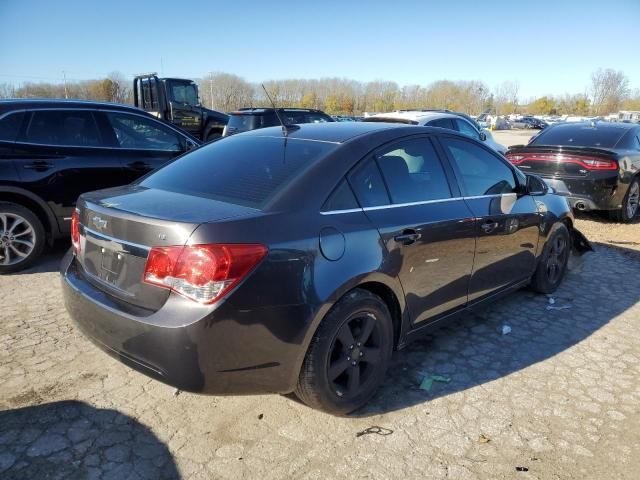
455,119,480,140
24,110,101,147
105,112,182,151
348,159,390,208
531,124,625,148
141,136,335,208
442,137,516,196
0,112,24,141
427,118,455,130
376,138,451,203
306,113,332,123
322,180,359,212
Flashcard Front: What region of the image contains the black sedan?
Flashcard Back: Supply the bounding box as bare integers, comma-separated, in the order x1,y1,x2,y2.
61,122,589,414
506,121,640,222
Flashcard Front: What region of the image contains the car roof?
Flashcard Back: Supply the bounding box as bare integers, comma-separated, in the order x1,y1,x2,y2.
232,108,326,115
0,98,149,115
242,121,446,144
367,110,460,123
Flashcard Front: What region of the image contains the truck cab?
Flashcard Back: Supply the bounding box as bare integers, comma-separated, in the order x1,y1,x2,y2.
133,74,228,142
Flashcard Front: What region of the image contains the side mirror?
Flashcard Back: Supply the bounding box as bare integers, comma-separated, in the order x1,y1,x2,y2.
479,131,487,141
526,174,549,196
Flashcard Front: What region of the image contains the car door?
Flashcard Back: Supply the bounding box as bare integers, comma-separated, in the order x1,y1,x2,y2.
438,135,540,302
97,110,187,184
348,136,477,325
13,109,125,233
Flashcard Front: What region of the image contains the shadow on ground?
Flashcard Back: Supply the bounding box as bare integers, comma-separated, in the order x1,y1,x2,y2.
352,243,640,417
0,400,180,479
7,243,68,276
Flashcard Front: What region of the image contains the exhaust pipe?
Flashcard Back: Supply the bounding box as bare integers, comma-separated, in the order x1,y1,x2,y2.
575,202,586,211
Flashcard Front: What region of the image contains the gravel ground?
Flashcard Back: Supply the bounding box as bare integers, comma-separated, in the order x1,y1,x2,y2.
1,227,639,479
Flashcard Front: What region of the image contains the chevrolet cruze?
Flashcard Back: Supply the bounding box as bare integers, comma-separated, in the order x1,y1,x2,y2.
61,122,589,414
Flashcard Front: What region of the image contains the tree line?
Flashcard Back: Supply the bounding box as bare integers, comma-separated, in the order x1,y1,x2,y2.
1,68,638,116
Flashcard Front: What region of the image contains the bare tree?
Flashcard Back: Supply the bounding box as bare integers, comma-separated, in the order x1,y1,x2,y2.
201,73,255,112
590,68,629,115
0,83,16,98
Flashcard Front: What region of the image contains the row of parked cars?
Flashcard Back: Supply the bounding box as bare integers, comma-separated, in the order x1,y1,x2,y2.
1,100,638,274
0,96,636,415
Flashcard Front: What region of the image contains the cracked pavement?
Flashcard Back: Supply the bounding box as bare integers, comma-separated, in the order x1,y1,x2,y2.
1,227,639,479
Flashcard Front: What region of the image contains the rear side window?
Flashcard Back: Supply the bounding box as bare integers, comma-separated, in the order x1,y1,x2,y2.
141,136,335,208
376,138,451,204
427,118,455,130
442,137,516,196
0,112,24,141
348,159,390,208
227,114,259,132
322,180,359,212
24,110,101,147
105,112,182,151
531,124,626,148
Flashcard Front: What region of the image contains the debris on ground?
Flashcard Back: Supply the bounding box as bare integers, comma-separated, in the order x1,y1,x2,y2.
258,413,264,420
500,324,512,335
173,389,181,397
548,296,556,305
546,304,572,311
418,373,451,391
515,466,529,472
355,426,394,438
478,434,491,443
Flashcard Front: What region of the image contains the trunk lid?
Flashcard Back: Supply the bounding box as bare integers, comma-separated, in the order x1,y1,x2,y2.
75,185,259,311
506,145,618,177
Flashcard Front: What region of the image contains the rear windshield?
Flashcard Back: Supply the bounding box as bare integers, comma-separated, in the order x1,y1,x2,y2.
531,124,625,148
227,113,278,132
140,135,336,208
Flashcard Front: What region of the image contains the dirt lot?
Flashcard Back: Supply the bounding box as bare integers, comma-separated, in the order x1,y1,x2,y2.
1,132,639,478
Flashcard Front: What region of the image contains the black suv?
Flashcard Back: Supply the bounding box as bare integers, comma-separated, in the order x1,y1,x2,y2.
0,99,200,272
223,108,334,136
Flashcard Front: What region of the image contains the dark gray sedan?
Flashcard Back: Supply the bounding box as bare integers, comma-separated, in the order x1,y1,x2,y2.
61,122,590,414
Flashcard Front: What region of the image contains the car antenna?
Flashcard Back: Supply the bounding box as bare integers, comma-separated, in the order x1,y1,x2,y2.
261,83,299,137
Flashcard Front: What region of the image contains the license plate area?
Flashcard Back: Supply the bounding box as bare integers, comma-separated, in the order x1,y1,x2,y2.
99,247,125,285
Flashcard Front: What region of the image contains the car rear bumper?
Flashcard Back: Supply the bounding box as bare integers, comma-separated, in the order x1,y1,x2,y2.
541,174,623,211
61,250,310,395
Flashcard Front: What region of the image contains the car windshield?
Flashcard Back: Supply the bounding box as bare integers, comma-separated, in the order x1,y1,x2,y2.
169,82,198,106
531,124,626,148
140,135,336,208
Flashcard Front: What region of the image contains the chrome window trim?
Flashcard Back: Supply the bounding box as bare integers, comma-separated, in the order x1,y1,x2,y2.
2,106,188,151
320,192,517,215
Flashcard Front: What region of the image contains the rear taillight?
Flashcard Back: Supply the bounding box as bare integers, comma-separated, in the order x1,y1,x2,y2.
505,152,617,171
71,209,80,253
143,244,268,304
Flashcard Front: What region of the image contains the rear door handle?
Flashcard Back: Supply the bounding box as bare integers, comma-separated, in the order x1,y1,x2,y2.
23,161,54,170
481,220,499,233
394,230,421,246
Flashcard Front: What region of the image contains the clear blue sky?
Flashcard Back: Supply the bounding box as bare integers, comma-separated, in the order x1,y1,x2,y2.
1,0,638,99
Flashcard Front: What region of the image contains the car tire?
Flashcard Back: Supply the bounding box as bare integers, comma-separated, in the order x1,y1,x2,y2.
610,178,639,223
295,289,393,415
0,203,46,274
530,223,570,294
